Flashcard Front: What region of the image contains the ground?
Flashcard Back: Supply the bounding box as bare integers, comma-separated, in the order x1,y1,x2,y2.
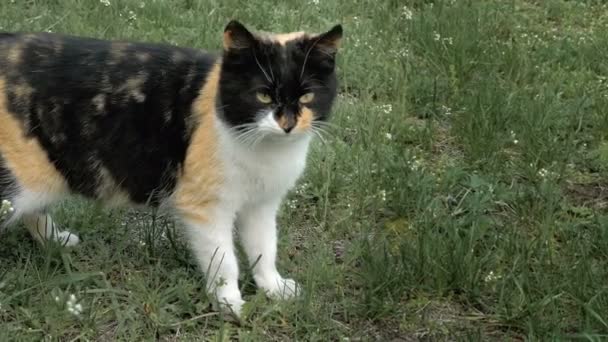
1,0,608,340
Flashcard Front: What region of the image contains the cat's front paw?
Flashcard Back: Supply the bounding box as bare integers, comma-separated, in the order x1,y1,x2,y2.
214,294,245,318
55,231,80,247
260,276,300,300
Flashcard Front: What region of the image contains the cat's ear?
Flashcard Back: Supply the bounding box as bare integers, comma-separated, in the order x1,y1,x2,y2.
307,25,342,72
313,24,343,56
223,20,255,50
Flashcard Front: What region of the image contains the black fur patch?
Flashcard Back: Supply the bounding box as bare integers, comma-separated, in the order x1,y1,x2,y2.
0,33,217,205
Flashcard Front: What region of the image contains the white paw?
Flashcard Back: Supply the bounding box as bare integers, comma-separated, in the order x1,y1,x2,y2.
214,294,245,317
261,277,300,300
54,231,80,247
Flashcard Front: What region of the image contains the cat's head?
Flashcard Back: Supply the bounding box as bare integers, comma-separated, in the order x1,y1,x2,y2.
217,21,342,142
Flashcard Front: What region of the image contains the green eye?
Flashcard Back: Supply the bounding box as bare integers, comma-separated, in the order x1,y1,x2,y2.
256,92,272,104
299,92,315,104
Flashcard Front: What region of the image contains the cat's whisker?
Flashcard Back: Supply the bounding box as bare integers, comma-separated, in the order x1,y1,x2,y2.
299,36,324,81
313,120,340,130
253,51,273,83
310,128,328,145
312,125,331,136
311,122,334,133
303,86,326,92
237,129,259,145
265,52,275,82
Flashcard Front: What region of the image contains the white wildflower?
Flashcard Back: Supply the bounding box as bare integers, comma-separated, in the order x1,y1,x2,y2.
128,10,137,22
396,48,410,58
409,156,422,171
433,32,441,41
402,6,413,20
484,271,500,282
66,294,83,317
380,190,387,201
385,132,393,140
538,168,548,178
510,130,518,144
0,199,14,221
441,105,452,116
379,104,392,114
100,0,111,6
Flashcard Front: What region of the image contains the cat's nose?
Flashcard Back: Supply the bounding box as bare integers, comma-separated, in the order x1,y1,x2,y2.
276,113,297,133
282,124,295,133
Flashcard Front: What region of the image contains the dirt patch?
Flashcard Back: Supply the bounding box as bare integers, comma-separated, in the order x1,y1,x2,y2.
565,181,608,211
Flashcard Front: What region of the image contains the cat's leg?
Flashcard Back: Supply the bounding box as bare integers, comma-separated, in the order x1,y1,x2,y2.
7,189,79,246
237,199,299,299
22,212,80,247
180,210,244,316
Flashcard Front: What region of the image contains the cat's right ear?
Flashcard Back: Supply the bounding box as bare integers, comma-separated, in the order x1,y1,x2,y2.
223,20,255,50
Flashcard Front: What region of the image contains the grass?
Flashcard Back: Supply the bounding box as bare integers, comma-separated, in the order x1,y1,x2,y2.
1,0,608,340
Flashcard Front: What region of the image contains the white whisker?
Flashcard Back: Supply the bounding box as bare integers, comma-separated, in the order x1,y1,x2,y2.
253,51,273,83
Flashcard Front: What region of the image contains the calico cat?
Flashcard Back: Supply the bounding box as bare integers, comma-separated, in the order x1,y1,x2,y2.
0,21,342,316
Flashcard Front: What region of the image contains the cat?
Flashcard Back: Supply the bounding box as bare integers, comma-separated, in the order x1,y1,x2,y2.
0,20,342,316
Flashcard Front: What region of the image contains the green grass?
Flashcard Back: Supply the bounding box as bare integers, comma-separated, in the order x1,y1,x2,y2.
1,0,608,340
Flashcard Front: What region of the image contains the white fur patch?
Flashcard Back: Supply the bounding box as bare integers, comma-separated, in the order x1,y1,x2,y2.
256,109,283,135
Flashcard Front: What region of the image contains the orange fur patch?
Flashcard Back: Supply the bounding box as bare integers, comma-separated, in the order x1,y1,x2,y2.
96,166,131,206
277,114,288,129
172,63,223,224
272,32,306,45
295,106,314,132
0,78,68,193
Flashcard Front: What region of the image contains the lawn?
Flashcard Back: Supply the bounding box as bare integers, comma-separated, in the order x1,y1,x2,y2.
1,0,608,340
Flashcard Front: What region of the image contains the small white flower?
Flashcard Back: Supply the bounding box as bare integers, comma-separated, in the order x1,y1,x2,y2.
484,271,499,282
409,156,422,171
433,32,441,41
65,293,83,317
380,190,387,201
441,105,452,116
379,104,392,114
385,132,393,140
128,10,137,22
513,139,519,144
538,168,548,178
0,199,14,220
100,0,111,6
401,6,413,20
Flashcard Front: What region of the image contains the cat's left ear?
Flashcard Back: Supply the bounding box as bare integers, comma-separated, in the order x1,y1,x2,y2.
313,24,343,56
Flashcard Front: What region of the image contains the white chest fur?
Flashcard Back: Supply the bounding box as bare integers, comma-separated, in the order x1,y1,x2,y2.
216,124,312,211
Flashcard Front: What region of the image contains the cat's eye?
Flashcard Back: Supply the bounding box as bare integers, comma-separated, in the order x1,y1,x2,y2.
299,93,315,104
256,92,273,104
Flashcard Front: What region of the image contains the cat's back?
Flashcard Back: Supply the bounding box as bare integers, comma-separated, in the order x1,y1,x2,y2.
0,32,219,204
0,32,217,104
